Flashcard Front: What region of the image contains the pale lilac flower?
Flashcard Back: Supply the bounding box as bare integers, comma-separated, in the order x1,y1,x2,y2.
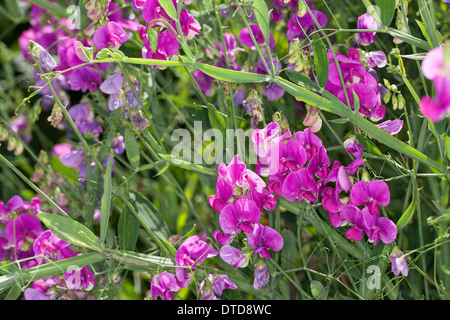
357,13,379,46
389,247,409,277
150,272,181,300
350,180,390,215
100,73,124,94
364,50,387,68
377,119,404,135
253,259,270,290
24,288,54,300
204,273,238,297
247,223,283,259
29,41,57,70
219,245,251,268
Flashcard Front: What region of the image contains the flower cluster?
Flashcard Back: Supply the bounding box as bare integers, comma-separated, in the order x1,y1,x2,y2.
150,235,238,300
0,195,96,300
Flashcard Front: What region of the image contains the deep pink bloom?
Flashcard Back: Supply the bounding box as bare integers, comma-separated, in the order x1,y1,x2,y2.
357,13,379,46
170,8,201,40
254,56,285,101
350,180,390,215
286,9,328,43
343,136,364,158
282,168,319,203
219,199,261,235
151,272,181,300
5,213,43,260
33,230,71,264
93,21,128,50
208,176,234,212
175,235,218,269
238,24,275,51
0,195,24,223
247,223,283,259
419,46,450,122
138,25,180,64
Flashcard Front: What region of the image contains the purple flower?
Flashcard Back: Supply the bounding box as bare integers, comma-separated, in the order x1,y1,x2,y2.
138,25,180,65
389,247,408,277
357,13,379,46
93,21,128,50
286,9,328,43
419,46,450,122
350,180,390,215
253,259,270,290
202,273,238,297
238,24,275,51
363,50,387,69
100,73,124,95
219,245,251,268
171,8,201,40
70,66,102,92
24,288,54,300
151,272,181,300
33,230,71,264
247,223,283,259
254,56,285,101
325,48,386,122
344,136,364,158
340,205,397,244
60,249,97,291
219,199,261,236
0,195,24,223
175,235,218,269
5,213,43,262
29,41,57,70
208,176,234,213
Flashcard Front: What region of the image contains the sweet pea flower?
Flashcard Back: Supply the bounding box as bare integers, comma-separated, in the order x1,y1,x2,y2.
151,272,181,300
0,195,24,223
171,8,201,40
254,56,285,101
219,199,261,235
253,259,270,290
238,24,275,51
175,235,218,269
419,45,450,122
33,230,71,264
219,245,251,268
247,223,283,259
350,180,390,216
138,26,180,65
340,205,397,244
389,246,409,277
282,168,319,203
200,273,238,297
343,136,364,158
286,9,328,43
377,119,404,135
93,21,128,50
357,13,379,46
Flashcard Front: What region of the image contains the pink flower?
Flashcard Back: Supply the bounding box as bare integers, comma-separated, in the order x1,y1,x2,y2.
219,199,261,235
247,223,283,259
150,272,181,300
419,46,450,122
389,246,409,277
349,180,390,216
93,21,128,50
357,13,379,46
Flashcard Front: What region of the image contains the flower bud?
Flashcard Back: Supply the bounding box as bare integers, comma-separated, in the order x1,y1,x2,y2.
28,40,57,70
389,246,408,277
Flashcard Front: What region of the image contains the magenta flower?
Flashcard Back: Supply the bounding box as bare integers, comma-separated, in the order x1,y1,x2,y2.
238,24,275,51
343,136,364,158
219,245,251,268
93,21,128,50
200,273,238,297
175,235,218,269
389,247,409,277
282,168,319,203
70,66,102,93
170,8,201,40
60,249,97,291
219,199,261,235
33,230,71,264
357,13,379,46
350,180,390,215
151,272,181,300
340,205,397,244
254,56,285,101
5,213,43,262
138,25,180,65
286,9,328,43
325,48,386,122
0,195,24,223
419,46,450,122
247,223,283,259
208,176,234,213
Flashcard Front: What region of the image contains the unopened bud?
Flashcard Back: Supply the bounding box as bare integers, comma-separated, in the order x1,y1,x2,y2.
28,40,57,70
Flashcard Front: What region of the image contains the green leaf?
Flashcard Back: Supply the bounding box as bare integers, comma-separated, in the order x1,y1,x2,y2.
375,0,396,27
159,0,177,20
38,213,102,252
147,27,159,53
385,28,431,51
4,284,22,300
124,129,141,168
100,155,113,244
207,103,227,132
396,190,417,231
313,33,329,88
280,229,298,270
253,0,271,50
310,280,328,300
356,133,383,156
285,70,321,92
418,0,440,48
118,204,140,251
196,62,270,83
128,191,175,256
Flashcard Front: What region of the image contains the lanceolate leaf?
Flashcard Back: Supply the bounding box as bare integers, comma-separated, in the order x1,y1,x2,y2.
124,129,141,168
159,0,178,21
375,0,396,27
100,155,113,244
38,213,102,252
196,62,270,83
313,33,329,88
